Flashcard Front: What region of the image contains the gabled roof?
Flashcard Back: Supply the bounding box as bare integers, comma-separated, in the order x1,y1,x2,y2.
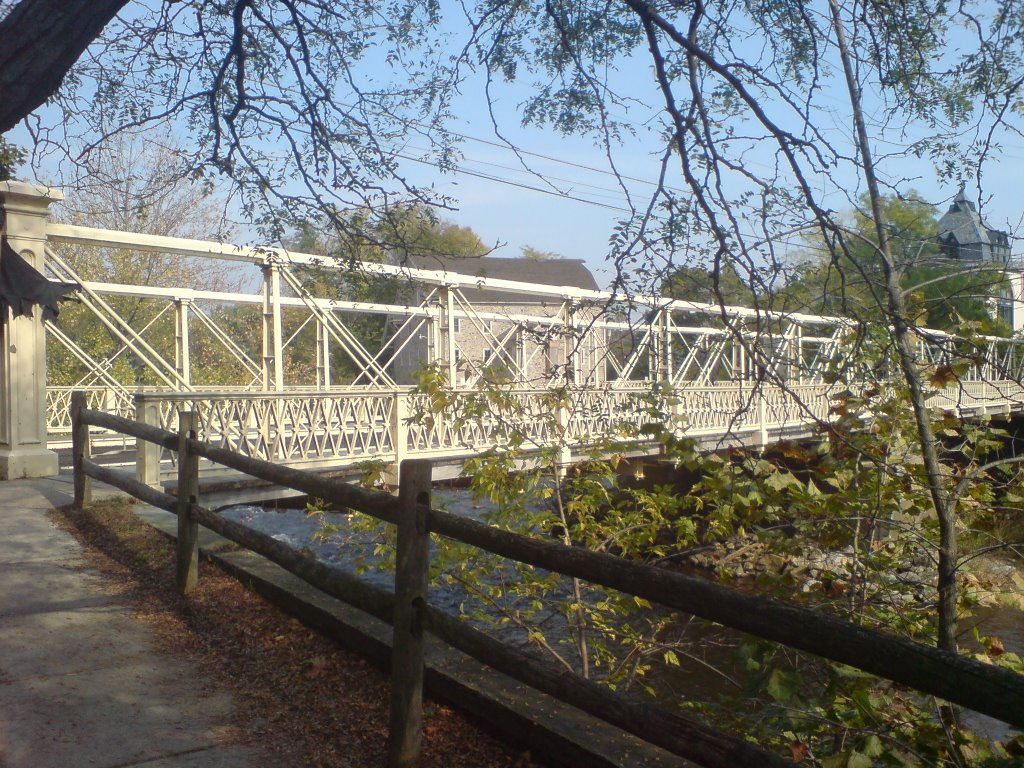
397,254,599,302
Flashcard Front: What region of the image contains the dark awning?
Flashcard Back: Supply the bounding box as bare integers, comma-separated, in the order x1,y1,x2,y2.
0,237,77,323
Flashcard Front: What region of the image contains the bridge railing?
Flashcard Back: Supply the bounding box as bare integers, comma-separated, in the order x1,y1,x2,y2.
133,388,400,483
129,383,846,484
936,380,1024,412
47,386,135,437
70,393,1024,768
47,384,358,443
55,374,1024,486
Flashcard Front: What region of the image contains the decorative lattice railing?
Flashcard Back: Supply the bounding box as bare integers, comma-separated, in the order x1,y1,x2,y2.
53,377,1024,483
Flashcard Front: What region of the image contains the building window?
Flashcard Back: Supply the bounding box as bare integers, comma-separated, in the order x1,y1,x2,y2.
453,318,461,333
999,301,1014,329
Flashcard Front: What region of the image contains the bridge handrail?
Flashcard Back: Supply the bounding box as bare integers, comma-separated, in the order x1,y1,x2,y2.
70,391,1024,768
65,380,1024,483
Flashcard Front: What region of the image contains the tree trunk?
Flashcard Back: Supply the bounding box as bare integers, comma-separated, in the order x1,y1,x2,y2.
826,0,959,653
0,0,130,133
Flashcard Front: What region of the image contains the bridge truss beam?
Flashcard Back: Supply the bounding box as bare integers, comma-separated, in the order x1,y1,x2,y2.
2,210,1016,468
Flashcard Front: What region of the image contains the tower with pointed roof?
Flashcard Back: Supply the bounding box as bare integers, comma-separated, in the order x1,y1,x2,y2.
935,190,1020,332
936,189,1010,263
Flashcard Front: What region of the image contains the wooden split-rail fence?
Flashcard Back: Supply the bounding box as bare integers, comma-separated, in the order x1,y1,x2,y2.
69,391,1024,768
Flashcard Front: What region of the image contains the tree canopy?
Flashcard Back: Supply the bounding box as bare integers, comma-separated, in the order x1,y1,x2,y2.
780,193,1011,333
2,1,1021,282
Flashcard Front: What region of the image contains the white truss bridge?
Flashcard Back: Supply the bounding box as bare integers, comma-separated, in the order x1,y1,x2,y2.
2,182,1023,484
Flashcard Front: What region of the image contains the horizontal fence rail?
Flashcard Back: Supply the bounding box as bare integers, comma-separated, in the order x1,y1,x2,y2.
70,390,1024,768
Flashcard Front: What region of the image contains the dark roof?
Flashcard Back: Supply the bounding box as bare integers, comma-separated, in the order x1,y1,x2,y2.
399,254,599,302
937,189,1005,249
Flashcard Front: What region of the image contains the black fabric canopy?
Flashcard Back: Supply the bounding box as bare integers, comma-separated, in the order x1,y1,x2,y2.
0,237,77,323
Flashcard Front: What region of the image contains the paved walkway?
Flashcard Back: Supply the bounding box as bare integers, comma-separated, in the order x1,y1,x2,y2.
0,474,268,768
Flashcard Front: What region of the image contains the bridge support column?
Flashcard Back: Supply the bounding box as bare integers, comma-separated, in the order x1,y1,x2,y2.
0,182,61,479
262,263,284,391
384,393,409,487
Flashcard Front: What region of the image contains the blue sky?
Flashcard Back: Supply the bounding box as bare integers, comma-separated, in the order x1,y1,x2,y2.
400,103,1024,289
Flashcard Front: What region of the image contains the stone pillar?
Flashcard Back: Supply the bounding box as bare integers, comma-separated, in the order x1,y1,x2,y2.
0,181,62,478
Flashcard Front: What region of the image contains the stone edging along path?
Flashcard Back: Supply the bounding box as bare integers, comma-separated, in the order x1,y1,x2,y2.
132,505,694,768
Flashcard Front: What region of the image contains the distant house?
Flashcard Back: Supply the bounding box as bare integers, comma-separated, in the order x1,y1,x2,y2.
389,255,607,387
936,190,1019,332
937,189,1011,263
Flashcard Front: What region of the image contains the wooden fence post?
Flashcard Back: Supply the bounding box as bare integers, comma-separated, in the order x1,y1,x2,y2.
176,410,200,595
71,391,91,508
388,459,432,768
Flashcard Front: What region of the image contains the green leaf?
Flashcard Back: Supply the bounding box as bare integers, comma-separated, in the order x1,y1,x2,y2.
820,755,847,768
765,471,800,491
766,668,800,703
861,735,884,758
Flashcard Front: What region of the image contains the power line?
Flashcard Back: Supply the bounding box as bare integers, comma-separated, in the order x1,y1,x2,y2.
393,151,634,213
408,120,690,196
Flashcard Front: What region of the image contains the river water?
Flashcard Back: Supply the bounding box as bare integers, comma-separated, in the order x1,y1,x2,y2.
222,490,478,615
221,489,574,649
961,603,1024,743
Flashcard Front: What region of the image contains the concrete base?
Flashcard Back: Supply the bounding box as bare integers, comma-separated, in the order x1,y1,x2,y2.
0,446,59,480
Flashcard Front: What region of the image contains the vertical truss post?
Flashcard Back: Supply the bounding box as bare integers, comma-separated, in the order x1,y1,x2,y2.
648,311,661,386
515,329,526,385
793,325,804,384
663,309,674,386
733,331,748,382
731,336,740,383
316,320,332,390
261,263,285,391
436,287,456,386
655,307,670,385
424,311,438,374
568,301,583,387
175,298,191,389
